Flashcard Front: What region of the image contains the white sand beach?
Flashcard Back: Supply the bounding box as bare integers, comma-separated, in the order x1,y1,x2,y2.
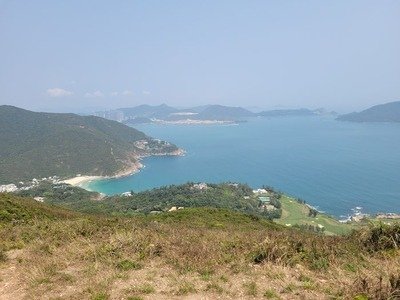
62,176,103,186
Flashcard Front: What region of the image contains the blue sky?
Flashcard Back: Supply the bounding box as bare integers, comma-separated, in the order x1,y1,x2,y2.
0,1,399,113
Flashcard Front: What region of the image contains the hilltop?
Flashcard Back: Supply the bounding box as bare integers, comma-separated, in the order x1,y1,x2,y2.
337,101,400,123
0,106,181,184
0,193,399,299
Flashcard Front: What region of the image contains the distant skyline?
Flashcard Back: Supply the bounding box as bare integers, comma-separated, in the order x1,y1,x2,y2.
0,1,399,114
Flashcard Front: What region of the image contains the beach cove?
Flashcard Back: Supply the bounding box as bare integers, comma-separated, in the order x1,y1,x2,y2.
82,116,400,217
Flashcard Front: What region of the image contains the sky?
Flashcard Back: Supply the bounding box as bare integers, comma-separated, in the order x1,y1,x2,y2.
0,1,399,113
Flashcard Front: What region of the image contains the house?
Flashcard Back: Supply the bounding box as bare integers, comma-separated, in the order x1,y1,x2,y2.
0,184,18,193
252,188,268,195
34,197,45,202
192,183,208,190
258,196,270,203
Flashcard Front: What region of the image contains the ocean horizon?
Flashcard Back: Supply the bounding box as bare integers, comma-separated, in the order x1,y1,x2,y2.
84,116,400,218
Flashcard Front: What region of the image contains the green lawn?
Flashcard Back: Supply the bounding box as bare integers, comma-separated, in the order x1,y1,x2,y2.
275,195,356,235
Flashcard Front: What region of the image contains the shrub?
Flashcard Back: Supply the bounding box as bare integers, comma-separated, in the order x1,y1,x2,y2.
359,223,400,252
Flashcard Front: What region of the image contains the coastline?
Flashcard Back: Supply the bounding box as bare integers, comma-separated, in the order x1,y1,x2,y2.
62,148,185,188
62,176,103,187
151,118,237,125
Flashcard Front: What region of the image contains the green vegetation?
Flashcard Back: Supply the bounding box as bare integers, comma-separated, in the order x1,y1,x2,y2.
276,195,355,235
19,182,283,219
17,181,367,236
0,105,179,184
0,193,399,299
17,181,99,209
0,192,78,223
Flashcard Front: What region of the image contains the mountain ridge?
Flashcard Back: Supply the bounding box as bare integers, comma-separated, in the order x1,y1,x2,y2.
0,105,181,184
95,104,331,124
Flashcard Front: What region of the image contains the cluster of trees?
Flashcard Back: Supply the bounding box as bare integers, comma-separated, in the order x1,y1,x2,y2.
261,208,282,220
259,185,282,219
19,182,274,219
17,181,291,221
17,181,97,206
308,207,318,218
296,198,307,204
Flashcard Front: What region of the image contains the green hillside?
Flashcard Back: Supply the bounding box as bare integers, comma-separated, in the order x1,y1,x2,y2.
0,106,179,184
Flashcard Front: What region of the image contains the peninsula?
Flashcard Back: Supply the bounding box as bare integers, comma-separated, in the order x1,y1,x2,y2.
0,105,183,184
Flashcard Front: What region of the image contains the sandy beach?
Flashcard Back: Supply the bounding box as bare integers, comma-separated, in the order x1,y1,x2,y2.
62,149,185,188
62,176,103,186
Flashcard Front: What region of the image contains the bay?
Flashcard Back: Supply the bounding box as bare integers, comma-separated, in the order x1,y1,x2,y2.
85,117,400,217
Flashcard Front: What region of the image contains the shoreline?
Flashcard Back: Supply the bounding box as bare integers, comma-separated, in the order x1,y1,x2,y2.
62,148,185,188
152,119,236,125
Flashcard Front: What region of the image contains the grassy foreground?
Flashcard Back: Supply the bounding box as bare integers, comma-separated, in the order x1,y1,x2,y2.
1,193,400,299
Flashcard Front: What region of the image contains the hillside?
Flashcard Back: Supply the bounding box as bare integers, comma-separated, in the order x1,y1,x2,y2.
337,101,400,123
13,180,389,236
0,106,180,184
1,193,399,299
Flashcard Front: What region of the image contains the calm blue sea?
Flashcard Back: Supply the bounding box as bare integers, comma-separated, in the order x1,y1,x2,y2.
85,117,400,217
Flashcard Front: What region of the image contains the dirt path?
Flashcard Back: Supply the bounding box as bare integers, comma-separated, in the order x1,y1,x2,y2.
0,250,26,300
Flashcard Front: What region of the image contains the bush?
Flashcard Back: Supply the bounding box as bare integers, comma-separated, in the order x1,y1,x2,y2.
359,223,400,252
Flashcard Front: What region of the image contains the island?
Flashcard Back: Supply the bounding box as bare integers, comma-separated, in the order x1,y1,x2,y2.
337,101,400,123
95,104,336,125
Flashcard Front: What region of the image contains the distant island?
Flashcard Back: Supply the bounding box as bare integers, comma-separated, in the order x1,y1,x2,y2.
0,105,183,184
337,101,400,123
95,104,336,124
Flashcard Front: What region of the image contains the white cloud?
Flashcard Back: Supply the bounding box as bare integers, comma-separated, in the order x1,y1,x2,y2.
122,90,133,96
46,88,73,97
85,90,104,98
110,91,119,97
142,90,150,95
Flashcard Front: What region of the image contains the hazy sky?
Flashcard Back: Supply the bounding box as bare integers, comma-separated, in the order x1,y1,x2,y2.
0,1,399,113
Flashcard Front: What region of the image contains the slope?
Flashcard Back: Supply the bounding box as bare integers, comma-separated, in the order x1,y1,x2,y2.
0,105,179,184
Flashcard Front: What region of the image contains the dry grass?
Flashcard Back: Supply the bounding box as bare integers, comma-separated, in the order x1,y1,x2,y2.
1,196,400,299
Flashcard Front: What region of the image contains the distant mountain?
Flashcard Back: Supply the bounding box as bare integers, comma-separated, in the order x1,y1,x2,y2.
119,104,179,119
96,104,255,124
194,105,254,120
114,104,255,124
337,101,400,123
257,108,316,117
97,104,332,124
0,105,180,184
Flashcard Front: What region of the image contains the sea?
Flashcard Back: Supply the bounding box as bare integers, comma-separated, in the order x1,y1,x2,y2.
84,116,400,217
